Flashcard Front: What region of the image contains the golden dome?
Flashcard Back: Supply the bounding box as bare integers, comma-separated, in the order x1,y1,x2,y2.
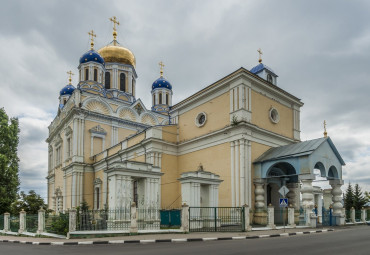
98,40,136,67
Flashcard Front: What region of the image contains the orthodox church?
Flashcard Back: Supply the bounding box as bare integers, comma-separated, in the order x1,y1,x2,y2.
47,17,346,224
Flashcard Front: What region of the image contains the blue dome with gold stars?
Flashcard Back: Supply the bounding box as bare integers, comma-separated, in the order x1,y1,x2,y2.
60,84,75,96
152,77,172,90
79,50,105,65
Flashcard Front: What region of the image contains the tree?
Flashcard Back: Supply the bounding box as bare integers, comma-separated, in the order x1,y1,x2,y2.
343,182,354,211
10,190,48,215
353,184,366,210
0,108,20,214
365,191,370,202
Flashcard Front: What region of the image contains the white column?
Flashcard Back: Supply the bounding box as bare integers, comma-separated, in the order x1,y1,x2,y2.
240,139,245,205
230,88,234,112
330,180,344,215
233,88,238,111
73,118,78,156
301,179,314,209
238,86,243,110
234,140,239,206
254,181,265,210
230,141,235,207
248,87,252,111
286,183,299,209
128,72,132,94
246,141,252,206
267,205,276,229
63,175,66,212
71,172,76,208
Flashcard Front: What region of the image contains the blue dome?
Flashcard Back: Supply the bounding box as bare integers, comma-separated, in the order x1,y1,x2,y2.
250,63,277,77
60,84,75,96
152,77,172,90
79,50,105,65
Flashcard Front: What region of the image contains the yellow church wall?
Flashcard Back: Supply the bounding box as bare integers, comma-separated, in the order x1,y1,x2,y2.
162,125,177,143
108,143,121,157
54,168,64,194
251,90,294,139
178,142,231,206
160,154,180,208
127,132,145,148
132,154,145,163
178,92,230,142
118,128,136,144
250,141,272,208
83,172,95,208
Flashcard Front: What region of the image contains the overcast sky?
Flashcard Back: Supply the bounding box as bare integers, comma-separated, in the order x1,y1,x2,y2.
1,0,370,202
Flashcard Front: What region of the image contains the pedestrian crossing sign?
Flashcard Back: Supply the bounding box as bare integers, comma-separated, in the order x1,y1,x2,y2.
279,198,288,207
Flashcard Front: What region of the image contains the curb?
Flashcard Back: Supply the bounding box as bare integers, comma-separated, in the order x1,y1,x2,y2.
0,229,333,245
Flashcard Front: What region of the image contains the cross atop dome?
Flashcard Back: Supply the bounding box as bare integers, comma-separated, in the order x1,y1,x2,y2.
67,70,74,85
257,48,263,63
159,61,165,77
110,16,120,41
88,30,96,50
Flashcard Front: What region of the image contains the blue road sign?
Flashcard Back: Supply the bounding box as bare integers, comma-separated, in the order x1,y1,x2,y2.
279,198,288,207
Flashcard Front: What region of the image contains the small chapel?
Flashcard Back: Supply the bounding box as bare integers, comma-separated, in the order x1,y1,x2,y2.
46,17,346,224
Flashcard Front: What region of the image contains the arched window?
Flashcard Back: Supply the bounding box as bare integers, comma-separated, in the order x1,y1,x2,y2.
166,93,169,105
63,99,67,105
94,69,98,81
85,68,89,81
267,74,273,83
153,94,156,105
105,72,110,89
159,93,162,104
120,73,126,92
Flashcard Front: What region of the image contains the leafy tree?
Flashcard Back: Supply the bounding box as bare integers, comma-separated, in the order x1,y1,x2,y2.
343,182,354,211
353,184,366,210
365,191,370,202
0,108,20,214
10,190,48,215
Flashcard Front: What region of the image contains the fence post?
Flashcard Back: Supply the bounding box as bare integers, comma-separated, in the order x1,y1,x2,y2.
361,207,366,223
350,207,355,223
19,209,26,233
4,213,10,232
37,208,45,234
181,203,189,233
130,202,138,234
69,208,77,232
288,205,296,228
267,204,276,229
243,204,252,231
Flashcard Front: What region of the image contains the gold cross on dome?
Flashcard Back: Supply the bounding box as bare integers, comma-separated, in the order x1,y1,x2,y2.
257,48,263,63
67,70,74,84
88,30,96,49
159,61,165,77
109,16,120,40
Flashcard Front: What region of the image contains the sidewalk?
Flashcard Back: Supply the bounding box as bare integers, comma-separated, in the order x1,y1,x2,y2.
0,227,333,245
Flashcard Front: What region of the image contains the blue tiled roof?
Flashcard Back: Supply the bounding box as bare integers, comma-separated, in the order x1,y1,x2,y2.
60,84,75,96
250,63,277,77
152,77,172,90
79,50,105,65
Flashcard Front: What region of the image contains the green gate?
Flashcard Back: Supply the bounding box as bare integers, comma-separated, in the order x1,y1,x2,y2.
160,209,181,228
322,208,333,226
189,207,244,232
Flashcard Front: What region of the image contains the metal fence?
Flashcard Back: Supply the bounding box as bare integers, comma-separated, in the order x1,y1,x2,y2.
189,207,245,232
26,214,38,233
9,216,19,232
77,209,131,231
274,208,288,226
367,210,370,221
137,208,160,230
355,210,362,222
0,215,3,230
45,213,69,236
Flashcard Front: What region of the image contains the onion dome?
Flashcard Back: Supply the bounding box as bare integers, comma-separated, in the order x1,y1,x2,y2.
152,77,172,90
98,40,136,67
79,49,105,65
60,84,75,96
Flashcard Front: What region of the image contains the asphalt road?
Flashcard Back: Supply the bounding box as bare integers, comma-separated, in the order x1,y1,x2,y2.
1,226,369,255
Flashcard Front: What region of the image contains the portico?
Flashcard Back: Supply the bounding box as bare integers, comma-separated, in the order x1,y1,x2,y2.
253,137,345,225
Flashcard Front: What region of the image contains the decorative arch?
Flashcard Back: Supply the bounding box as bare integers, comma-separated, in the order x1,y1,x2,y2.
328,166,339,179
266,161,298,183
83,97,112,115
314,161,326,177
118,107,137,121
140,113,158,126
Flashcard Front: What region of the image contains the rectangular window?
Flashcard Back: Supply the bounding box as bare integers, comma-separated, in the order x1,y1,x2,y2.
85,68,89,81
94,69,98,81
